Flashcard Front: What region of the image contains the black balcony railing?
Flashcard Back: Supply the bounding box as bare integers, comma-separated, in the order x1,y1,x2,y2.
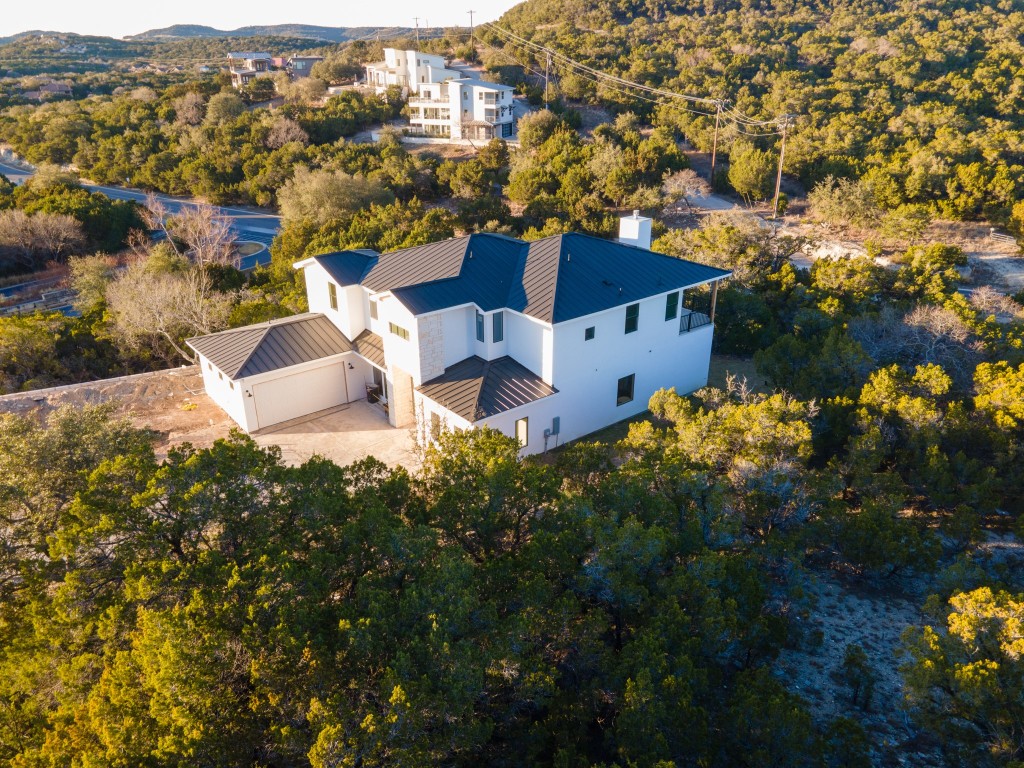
679,310,712,334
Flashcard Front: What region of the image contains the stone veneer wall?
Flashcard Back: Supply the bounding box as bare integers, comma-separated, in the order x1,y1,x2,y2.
390,368,416,428
417,313,446,384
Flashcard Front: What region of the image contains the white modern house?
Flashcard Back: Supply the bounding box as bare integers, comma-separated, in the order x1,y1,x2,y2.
407,77,516,140
187,214,730,455
364,49,460,94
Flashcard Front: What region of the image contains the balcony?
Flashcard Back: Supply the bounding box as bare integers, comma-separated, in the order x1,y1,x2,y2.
679,310,712,334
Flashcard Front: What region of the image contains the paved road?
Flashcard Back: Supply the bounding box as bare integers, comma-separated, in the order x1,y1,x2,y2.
0,161,279,270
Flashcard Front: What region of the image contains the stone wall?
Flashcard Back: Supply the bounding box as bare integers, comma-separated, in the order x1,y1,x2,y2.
417,313,446,383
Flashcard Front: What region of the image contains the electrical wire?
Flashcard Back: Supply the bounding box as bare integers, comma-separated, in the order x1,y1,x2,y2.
481,21,788,134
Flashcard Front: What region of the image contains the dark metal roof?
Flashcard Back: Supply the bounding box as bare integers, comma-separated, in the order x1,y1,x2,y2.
187,314,384,379
315,251,376,286
306,232,729,325
417,355,558,423
353,329,385,368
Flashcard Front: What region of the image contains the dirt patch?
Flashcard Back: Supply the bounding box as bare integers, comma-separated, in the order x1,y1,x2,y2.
707,354,768,393
0,367,234,459
779,574,945,766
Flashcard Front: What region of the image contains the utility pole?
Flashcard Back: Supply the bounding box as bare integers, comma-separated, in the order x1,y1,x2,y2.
709,99,723,183
772,114,795,220
468,10,475,43
544,51,551,109
414,17,420,45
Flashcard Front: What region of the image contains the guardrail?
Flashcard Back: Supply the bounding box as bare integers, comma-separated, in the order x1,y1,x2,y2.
990,228,1017,245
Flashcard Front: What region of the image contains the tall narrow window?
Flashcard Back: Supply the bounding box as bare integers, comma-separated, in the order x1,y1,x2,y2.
492,311,504,343
624,303,639,334
328,282,338,311
476,311,485,342
617,374,635,406
585,326,595,341
369,300,378,320
665,291,679,321
515,417,528,448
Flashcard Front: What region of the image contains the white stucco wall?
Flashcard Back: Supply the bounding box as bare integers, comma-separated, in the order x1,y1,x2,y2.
199,354,254,431
505,310,550,380
478,394,565,456
547,293,715,445
441,306,473,368
380,297,421,383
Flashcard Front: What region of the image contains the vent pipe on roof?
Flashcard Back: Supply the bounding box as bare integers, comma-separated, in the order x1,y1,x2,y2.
617,210,652,250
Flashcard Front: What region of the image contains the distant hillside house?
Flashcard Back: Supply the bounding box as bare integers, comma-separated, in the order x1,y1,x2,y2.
364,48,460,94
23,82,72,101
227,52,273,88
286,55,323,78
187,213,730,454
408,76,516,140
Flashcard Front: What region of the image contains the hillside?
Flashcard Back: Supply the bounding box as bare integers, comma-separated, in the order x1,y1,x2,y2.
488,0,1024,223
126,23,426,43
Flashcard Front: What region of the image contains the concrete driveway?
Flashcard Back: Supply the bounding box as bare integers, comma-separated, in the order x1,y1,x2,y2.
252,400,420,471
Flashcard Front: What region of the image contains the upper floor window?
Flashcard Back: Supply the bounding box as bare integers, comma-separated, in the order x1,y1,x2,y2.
475,311,485,342
389,322,409,341
665,291,679,321
478,92,483,100
585,326,595,341
493,311,504,343
624,303,639,334
369,300,378,320
328,282,338,311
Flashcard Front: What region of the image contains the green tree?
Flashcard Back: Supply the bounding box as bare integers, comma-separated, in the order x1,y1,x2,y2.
901,588,1024,765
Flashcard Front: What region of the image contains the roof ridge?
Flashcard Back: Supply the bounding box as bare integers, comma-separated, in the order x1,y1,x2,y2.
230,323,275,379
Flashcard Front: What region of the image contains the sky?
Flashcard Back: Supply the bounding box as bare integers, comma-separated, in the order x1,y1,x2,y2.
0,0,520,39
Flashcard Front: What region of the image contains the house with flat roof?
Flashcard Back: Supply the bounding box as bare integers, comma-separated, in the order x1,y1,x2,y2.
408,77,516,140
187,214,729,455
227,52,273,88
288,55,324,79
364,48,460,93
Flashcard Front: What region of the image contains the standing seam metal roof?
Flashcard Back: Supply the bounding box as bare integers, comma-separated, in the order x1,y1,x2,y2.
305,232,729,325
417,355,558,422
186,314,384,379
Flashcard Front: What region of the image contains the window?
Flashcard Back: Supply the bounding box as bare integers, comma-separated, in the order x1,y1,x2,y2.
585,326,595,341
328,282,338,310
492,311,504,343
665,291,679,321
430,411,441,439
229,381,234,390
624,303,639,334
478,92,483,100
617,374,635,406
476,311,485,342
218,371,223,381
389,322,409,340
369,300,378,320
515,417,528,447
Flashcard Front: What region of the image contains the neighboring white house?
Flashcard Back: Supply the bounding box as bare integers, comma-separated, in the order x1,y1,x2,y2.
364,49,460,94
407,77,516,140
227,52,273,88
187,214,730,454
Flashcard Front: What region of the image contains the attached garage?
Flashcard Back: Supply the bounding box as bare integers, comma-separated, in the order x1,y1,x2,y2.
249,362,349,430
188,313,381,433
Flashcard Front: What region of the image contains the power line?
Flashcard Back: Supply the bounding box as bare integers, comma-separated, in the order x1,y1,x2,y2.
482,21,788,134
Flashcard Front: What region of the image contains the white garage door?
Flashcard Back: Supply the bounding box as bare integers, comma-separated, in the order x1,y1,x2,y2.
251,361,349,430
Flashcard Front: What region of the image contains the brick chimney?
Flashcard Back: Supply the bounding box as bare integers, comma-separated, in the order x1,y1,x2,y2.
617,210,652,250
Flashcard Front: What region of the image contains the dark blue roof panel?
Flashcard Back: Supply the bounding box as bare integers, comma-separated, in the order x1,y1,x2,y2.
307,231,729,325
